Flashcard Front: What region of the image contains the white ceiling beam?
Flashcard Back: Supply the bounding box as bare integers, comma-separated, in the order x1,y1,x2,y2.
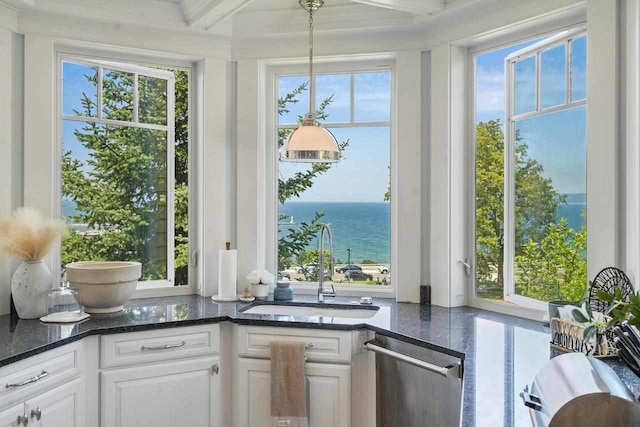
182,0,254,30
349,0,444,15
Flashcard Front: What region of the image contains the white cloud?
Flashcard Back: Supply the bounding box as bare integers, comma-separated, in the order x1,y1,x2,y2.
475,65,505,117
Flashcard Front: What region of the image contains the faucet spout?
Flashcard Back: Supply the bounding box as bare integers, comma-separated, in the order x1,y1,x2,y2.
318,224,336,303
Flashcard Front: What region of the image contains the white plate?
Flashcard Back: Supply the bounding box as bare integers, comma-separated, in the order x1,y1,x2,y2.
40,311,90,323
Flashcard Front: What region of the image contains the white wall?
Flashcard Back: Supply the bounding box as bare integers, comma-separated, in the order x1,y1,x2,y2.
0,11,233,312
0,27,14,315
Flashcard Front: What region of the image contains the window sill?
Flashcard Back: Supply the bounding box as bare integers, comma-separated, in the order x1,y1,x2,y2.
289,283,395,299
131,285,196,299
469,297,547,322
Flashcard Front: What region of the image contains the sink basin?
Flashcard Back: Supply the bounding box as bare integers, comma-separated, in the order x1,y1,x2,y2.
241,303,379,319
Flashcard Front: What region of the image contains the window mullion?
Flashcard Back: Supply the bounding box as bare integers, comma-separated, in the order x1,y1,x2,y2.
566,40,572,104
166,76,176,284
535,52,541,112
97,66,103,119
133,73,139,123
350,73,355,123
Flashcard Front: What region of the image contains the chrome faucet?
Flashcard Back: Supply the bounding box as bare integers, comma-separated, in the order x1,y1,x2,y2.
317,224,336,303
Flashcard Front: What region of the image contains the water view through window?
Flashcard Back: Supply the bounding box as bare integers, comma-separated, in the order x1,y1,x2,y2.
277,71,392,286
474,31,587,304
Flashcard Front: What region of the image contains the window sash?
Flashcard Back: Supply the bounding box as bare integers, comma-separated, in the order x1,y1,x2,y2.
503,29,586,307
60,56,177,287
275,69,393,288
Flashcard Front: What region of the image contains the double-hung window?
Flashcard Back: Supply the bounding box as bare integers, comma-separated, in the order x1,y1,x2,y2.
274,63,393,289
60,56,191,290
474,28,587,310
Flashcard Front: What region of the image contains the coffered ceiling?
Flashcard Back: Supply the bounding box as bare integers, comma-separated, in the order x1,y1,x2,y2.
0,0,479,38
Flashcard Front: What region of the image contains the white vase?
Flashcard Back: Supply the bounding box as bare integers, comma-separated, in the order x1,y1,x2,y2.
11,260,52,319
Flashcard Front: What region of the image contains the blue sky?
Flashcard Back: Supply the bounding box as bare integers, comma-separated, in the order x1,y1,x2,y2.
475,35,587,195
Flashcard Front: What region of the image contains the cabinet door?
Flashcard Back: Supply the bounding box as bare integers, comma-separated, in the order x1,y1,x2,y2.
0,404,24,427
233,358,351,427
24,378,84,427
101,357,221,427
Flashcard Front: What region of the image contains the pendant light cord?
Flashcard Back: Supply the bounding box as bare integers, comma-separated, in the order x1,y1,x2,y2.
307,3,315,124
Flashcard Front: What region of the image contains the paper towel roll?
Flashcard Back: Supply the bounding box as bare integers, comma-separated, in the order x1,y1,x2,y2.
217,249,237,299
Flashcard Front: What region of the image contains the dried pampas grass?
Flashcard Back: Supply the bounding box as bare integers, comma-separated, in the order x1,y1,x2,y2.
0,208,67,261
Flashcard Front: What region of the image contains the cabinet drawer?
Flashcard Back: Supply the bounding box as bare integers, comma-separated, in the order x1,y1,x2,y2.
101,324,220,369
0,342,83,410
235,326,353,363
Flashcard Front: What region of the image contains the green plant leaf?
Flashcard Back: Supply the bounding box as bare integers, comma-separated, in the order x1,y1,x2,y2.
596,290,615,302
583,325,595,342
572,309,589,323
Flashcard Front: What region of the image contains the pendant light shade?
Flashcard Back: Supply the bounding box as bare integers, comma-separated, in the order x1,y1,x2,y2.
280,0,341,163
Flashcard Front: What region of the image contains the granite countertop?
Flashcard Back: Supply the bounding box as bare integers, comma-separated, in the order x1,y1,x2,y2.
0,295,639,427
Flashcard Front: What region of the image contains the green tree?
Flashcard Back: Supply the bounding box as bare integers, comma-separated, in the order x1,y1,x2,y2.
516,218,587,302
277,83,348,273
61,67,190,285
475,120,570,290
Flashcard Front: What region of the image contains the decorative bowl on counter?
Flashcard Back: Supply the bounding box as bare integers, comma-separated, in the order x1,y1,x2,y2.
65,261,142,313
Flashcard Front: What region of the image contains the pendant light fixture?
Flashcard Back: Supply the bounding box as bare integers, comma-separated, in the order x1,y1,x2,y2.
279,0,341,163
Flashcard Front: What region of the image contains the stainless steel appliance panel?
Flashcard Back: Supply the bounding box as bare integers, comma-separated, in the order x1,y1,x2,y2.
372,334,463,427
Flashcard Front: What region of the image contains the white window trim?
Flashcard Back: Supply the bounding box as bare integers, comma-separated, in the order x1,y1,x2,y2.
264,56,397,298
54,46,199,297
467,25,587,320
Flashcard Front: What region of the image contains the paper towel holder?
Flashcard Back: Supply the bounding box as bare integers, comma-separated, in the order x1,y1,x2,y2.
211,241,240,302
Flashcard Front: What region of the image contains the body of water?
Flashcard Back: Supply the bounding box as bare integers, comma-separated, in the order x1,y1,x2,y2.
557,203,586,231
279,202,391,264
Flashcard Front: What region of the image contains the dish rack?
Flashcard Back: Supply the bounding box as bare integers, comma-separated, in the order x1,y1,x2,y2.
550,317,617,358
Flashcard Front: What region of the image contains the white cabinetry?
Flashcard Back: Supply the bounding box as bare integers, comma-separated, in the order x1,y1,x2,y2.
0,404,23,427
0,342,85,427
232,325,370,427
233,358,351,427
99,325,222,427
24,378,84,427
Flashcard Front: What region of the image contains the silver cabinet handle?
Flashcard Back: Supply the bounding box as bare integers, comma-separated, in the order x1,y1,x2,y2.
6,370,48,388
17,415,28,426
30,408,42,421
211,364,219,375
141,341,186,351
304,343,314,349
364,342,461,379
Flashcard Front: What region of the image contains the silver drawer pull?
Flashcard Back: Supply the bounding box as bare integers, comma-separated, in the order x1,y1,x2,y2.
304,343,314,349
6,370,49,388
141,341,186,351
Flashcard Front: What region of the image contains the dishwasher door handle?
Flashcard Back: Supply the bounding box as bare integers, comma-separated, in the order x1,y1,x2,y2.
364,341,461,379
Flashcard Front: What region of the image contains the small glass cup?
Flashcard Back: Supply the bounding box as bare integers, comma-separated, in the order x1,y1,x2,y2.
46,285,84,315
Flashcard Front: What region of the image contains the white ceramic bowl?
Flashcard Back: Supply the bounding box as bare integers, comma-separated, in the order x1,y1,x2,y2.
65,261,142,313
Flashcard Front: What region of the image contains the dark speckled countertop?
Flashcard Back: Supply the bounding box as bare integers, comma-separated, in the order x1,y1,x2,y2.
0,295,639,427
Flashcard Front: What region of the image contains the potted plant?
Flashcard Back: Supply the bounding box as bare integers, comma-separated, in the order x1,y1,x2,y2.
247,269,275,301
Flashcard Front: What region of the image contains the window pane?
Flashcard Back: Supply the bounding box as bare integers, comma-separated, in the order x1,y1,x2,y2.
315,74,350,123
61,121,169,281
354,72,391,122
139,75,168,126
540,44,566,109
514,56,536,115
513,106,587,302
278,76,310,125
102,69,135,122
278,127,391,286
62,62,98,117
570,36,587,102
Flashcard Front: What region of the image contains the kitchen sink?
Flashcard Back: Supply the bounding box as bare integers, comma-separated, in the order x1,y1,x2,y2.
240,303,379,319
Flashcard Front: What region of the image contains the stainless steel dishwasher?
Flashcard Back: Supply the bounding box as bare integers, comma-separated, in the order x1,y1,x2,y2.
365,334,464,427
